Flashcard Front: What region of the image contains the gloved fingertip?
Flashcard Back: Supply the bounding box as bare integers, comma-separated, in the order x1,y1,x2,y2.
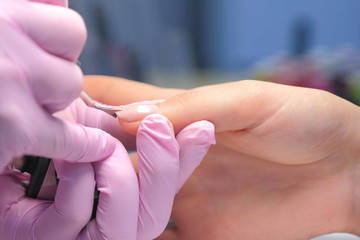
88,130,117,160
177,120,216,146
138,114,175,137
175,121,215,193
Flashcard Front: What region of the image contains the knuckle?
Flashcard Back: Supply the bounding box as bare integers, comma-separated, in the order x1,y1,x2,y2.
162,90,199,119
172,90,198,108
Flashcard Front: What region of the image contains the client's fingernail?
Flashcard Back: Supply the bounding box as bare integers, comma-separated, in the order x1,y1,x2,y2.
116,105,158,122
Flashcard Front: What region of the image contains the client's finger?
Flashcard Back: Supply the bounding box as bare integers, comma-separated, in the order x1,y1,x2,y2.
83,75,182,106
158,80,284,133
34,161,95,240
79,143,139,240
117,80,287,134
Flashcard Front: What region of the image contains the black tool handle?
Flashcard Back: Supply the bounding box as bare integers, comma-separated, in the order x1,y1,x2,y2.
22,156,51,198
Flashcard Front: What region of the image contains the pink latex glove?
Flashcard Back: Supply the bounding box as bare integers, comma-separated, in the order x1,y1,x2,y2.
0,0,117,170
0,99,215,240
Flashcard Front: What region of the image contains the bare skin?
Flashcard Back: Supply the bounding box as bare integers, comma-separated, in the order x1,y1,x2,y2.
85,76,360,240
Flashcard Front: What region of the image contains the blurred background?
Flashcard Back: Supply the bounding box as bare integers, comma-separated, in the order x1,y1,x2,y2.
70,0,360,104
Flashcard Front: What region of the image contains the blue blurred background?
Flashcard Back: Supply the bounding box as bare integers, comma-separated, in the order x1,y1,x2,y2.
70,0,360,103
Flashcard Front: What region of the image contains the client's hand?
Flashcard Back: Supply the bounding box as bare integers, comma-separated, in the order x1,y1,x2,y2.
153,80,360,240
106,79,360,239
0,99,215,240
0,0,115,170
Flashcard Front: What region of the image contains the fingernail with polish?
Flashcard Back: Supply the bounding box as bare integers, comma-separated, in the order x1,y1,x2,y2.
116,104,158,122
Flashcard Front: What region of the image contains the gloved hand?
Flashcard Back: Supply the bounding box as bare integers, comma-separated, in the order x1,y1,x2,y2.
0,0,116,170
0,99,215,240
